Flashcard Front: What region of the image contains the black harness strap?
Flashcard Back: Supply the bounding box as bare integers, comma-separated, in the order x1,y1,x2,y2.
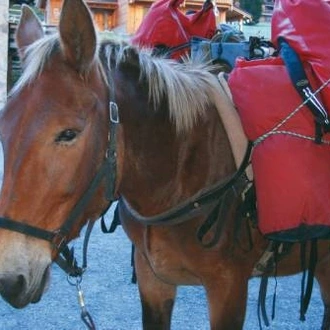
196,177,246,248
101,205,120,234
300,239,318,321
55,221,95,276
0,217,55,242
233,182,256,251
279,37,330,144
257,276,270,328
58,153,115,238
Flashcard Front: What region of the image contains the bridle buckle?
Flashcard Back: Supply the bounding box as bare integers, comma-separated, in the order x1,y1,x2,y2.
52,230,67,253
109,101,119,124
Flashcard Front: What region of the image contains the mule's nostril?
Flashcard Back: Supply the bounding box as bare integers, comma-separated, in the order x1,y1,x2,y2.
16,274,26,293
0,273,26,298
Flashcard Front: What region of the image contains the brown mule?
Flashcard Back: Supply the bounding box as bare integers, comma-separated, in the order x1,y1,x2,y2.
0,0,329,329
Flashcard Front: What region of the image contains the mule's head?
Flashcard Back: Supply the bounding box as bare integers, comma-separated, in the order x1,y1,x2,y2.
0,0,111,307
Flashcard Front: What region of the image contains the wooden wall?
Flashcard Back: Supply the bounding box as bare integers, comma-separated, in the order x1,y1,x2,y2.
45,0,62,25
126,3,150,34
38,0,244,35
93,9,116,31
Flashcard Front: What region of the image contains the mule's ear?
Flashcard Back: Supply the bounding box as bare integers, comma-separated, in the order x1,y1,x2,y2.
15,5,44,59
59,0,97,74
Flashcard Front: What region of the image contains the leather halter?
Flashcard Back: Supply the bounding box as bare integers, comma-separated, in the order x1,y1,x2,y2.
0,100,119,276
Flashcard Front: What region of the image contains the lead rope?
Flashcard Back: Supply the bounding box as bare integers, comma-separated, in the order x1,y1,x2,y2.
67,220,96,329
68,275,96,330
64,220,96,330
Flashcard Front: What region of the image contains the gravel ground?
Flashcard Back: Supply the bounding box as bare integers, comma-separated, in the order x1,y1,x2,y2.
0,204,324,330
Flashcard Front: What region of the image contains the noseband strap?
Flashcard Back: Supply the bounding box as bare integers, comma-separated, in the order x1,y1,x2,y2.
0,217,56,241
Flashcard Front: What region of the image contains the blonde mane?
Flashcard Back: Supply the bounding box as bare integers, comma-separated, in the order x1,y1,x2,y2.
9,34,60,97
10,34,222,133
140,53,220,133
103,41,221,132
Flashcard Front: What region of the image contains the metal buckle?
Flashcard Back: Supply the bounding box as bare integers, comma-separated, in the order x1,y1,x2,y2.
52,231,67,252
109,101,119,124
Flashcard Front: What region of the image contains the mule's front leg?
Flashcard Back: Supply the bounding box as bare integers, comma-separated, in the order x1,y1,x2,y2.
205,270,249,330
135,250,177,330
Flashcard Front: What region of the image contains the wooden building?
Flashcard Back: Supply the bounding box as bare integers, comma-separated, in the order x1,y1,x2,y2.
36,0,117,30
36,0,251,34
261,0,274,22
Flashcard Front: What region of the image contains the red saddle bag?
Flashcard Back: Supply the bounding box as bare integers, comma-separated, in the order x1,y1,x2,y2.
272,0,330,110
228,0,330,242
229,57,330,242
131,0,216,58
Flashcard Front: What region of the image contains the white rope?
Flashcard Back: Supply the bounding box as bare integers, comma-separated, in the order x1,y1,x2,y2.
254,130,330,145
254,77,330,146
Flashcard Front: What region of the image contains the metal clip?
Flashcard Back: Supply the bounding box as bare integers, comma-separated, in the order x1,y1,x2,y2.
67,276,96,330
76,281,86,311
109,101,119,124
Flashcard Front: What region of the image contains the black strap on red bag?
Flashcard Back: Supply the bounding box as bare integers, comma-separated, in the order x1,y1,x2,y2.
279,37,330,144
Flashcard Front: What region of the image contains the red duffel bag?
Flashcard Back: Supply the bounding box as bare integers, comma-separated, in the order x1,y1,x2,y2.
227,0,330,242
272,0,330,110
228,57,330,242
131,0,216,59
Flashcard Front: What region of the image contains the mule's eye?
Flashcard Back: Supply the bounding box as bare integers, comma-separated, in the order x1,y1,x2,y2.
55,129,79,143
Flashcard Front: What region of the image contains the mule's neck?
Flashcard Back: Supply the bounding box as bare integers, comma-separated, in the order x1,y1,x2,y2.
116,88,236,217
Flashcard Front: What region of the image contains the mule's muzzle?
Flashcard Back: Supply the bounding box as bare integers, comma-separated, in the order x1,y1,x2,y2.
0,265,50,308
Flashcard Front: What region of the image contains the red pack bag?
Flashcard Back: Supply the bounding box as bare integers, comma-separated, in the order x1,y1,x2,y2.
131,0,216,59
228,57,330,242
272,0,330,111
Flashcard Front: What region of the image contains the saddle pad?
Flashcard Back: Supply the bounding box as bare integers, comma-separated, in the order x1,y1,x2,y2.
228,56,330,242
216,73,252,180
